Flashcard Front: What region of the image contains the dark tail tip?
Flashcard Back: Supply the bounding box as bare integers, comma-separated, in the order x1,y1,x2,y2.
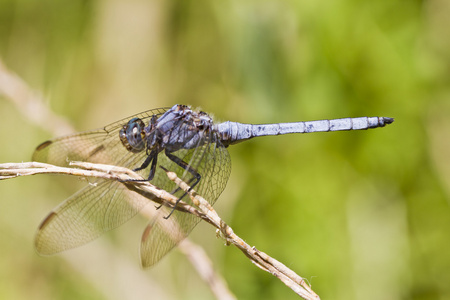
382,117,394,126
385,117,394,124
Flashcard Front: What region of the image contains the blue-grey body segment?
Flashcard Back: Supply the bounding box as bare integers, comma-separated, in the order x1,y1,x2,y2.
215,116,393,146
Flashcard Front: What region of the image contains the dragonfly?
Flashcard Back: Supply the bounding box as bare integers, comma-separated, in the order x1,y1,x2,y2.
32,104,394,267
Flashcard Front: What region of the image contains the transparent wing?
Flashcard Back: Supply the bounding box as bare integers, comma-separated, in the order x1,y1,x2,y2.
35,180,151,254
140,129,231,267
33,108,169,254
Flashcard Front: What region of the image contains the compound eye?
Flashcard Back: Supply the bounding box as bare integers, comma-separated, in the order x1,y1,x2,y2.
119,118,146,153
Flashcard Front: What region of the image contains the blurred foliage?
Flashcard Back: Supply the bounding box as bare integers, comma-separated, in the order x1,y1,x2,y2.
1,0,450,299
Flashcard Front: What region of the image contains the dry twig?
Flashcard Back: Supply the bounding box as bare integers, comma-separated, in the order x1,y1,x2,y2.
0,161,320,299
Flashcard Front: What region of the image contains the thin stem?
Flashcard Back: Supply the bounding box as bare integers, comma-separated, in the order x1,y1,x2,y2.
0,161,320,299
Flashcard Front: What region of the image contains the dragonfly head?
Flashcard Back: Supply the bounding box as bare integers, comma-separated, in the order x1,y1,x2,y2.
119,117,146,153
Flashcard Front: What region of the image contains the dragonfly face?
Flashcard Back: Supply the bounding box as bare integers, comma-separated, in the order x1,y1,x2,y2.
119,117,146,153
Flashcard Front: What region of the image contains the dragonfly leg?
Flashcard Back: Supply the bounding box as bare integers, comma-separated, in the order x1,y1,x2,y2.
163,150,201,219
122,149,158,182
145,150,159,181
132,155,151,172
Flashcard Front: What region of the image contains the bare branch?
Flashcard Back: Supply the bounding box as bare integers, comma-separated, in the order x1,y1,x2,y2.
0,162,320,299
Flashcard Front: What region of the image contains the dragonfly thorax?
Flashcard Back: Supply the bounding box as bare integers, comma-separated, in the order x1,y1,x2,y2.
152,104,215,152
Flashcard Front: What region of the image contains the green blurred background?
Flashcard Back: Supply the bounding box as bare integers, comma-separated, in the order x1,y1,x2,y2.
1,0,449,299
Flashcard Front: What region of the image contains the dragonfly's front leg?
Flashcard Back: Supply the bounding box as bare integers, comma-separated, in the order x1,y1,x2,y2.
122,149,158,182
163,150,201,219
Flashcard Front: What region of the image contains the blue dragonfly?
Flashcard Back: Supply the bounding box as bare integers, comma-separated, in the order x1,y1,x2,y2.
33,104,393,267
